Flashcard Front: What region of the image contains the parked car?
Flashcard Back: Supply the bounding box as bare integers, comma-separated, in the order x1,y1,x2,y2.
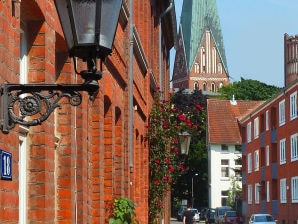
249,214,276,224
200,207,208,220
177,207,200,222
205,208,216,224
177,206,187,221
214,206,232,224
222,210,243,224
191,208,200,222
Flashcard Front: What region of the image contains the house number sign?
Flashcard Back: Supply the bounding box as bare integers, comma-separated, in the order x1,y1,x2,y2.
0,150,12,180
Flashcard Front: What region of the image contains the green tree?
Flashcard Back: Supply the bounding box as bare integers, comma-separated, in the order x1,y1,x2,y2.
218,77,282,100
227,176,242,212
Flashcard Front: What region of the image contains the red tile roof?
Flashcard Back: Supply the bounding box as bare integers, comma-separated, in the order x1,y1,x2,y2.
207,99,264,144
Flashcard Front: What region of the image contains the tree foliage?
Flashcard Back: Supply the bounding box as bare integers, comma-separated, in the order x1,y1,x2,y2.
148,89,206,222
218,77,282,100
171,90,208,209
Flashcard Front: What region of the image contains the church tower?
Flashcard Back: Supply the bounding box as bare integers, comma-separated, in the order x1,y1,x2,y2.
172,0,229,92
284,33,298,87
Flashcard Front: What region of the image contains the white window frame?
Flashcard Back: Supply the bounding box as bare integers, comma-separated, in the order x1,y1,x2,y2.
280,138,286,165
19,29,28,224
280,178,287,203
291,176,298,203
291,133,298,162
265,110,269,131
266,181,270,202
248,185,252,204
247,122,252,143
254,117,259,139
254,150,259,171
255,183,260,204
248,153,252,173
290,91,297,120
266,145,270,166
279,99,286,126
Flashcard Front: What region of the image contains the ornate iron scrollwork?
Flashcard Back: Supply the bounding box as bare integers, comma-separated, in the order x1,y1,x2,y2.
0,82,98,134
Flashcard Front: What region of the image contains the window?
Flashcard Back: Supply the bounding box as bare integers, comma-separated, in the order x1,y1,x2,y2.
280,138,286,164
279,99,285,126
248,185,252,204
235,145,241,153
221,144,228,151
211,83,215,92
266,181,270,202
221,191,228,206
254,117,259,139
291,176,298,203
194,82,199,90
221,160,229,177
255,183,260,204
254,150,259,171
291,133,298,162
248,153,252,173
266,145,270,166
290,91,297,120
280,178,287,203
203,82,207,91
265,110,269,131
247,122,252,143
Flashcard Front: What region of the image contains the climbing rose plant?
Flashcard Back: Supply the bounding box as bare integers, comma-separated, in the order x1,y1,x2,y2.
147,90,204,223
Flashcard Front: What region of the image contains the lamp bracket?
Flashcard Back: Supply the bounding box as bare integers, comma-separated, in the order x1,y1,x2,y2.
0,81,99,134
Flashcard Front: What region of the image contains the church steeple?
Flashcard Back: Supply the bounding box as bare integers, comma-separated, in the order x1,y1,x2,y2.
172,0,229,92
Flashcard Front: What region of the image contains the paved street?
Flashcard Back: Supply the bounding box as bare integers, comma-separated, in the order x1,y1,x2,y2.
170,218,202,224
170,218,181,224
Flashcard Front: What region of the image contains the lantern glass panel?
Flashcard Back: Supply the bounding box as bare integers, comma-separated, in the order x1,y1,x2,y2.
99,0,122,50
54,0,74,50
179,132,191,155
70,0,96,44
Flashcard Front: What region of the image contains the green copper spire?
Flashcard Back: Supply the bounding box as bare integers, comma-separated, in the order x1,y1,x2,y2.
180,0,228,73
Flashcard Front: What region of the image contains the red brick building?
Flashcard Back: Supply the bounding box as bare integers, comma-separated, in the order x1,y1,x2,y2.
0,0,176,223
240,80,298,222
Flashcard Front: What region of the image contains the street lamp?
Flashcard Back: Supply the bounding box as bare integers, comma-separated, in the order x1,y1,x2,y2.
0,0,123,134
192,173,198,208
179,131,192,155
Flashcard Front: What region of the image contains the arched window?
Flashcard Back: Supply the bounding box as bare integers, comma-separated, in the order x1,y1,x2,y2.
211,83,215,92
201,47,206,73
194,82,199,90
203,82,207,91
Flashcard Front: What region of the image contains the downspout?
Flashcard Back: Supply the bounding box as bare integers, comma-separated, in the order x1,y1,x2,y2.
128,0,134,198
159,3,174,223
159,0,174,99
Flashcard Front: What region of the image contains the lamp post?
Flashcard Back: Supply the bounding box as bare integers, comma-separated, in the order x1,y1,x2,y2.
192,173,198,207
0,0,123,134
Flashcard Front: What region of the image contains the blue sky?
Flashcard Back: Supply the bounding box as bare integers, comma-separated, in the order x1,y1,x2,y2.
171,0,298,87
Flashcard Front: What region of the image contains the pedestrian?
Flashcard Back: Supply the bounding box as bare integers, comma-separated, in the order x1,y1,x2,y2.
182,204,194,224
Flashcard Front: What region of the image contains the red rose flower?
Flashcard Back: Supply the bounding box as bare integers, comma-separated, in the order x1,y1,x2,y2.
195,104,202,111
168,165,174,172
178,114,186,121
